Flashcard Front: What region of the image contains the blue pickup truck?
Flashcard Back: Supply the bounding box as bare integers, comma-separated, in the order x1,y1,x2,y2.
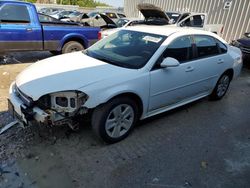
0,1,100,54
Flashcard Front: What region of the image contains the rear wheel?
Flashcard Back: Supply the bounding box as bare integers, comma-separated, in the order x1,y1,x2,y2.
210,73,231,100
62,41,84,54
92,97,139,143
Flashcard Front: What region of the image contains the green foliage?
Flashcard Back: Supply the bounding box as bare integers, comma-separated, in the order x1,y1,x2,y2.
26,0,37,3
56,0,110,7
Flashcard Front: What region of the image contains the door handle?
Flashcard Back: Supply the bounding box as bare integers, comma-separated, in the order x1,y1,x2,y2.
26,28,33,32
185,66,194,72
217,59,224,64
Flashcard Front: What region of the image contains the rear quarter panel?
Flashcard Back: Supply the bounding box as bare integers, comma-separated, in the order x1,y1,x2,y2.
42,24,100,51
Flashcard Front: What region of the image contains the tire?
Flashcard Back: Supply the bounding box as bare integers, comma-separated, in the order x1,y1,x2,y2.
92,97,139,144
210,73,231,100
62,41,84,54
50,51,61,55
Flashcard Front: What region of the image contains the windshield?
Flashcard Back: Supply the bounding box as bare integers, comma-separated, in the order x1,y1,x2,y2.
69,12,81,17
166,12,181,24
85,30,166,69
88,12,98,17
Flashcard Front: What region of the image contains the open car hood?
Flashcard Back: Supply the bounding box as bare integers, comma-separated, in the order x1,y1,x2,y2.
80,13,117,28
137,3,170,22
99,14,117,25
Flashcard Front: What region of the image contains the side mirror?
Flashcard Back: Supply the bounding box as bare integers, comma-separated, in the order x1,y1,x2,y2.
160,57,180,68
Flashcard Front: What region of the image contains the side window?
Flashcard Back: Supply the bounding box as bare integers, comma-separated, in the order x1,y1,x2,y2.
180,15,204,28
163,36,193,62
194,35,220,58
216,39,227,53
0,4,30,23
192,15,204,27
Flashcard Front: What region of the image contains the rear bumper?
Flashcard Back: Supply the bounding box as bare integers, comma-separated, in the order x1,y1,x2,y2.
8,82,49,124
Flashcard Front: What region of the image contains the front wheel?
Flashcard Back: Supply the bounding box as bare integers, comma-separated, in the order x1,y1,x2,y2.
210,74,231,100
62,41,84,54
92,97,139,143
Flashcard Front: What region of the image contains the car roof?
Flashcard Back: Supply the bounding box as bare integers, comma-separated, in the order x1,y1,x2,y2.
124,25,227,42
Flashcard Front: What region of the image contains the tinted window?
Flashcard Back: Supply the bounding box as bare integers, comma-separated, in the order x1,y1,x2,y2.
180,15,204,27
163,36,193,62
0,4,30,23
194,36,220,58
216,39,227,53
116,19,129,27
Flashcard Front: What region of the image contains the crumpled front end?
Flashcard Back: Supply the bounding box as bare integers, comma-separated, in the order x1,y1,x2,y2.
8,82,89,130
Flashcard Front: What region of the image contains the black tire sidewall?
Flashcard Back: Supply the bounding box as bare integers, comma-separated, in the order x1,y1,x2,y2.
62,41,84,54
92,97,139,143
210,74,231,100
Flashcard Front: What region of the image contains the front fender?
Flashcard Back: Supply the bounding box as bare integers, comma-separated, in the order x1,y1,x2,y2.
81,74,150,119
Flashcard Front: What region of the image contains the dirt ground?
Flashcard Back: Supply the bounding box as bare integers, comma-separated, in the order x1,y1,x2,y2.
0,52,250,188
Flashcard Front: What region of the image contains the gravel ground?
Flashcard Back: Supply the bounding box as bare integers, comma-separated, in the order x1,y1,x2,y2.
0,52,250,188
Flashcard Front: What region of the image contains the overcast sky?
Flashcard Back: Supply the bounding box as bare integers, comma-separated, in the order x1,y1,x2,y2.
99,0,124,7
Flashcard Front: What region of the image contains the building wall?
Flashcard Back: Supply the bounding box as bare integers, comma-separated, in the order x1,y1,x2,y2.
124,0,250,42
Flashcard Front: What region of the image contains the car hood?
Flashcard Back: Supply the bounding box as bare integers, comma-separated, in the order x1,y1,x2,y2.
137,3,170,22
16,52,133,101
80,13,116,27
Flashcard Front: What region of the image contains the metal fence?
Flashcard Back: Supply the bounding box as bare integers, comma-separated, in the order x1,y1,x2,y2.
124,0,250,42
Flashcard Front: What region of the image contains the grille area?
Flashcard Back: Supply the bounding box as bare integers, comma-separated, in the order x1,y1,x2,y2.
36,95,51,110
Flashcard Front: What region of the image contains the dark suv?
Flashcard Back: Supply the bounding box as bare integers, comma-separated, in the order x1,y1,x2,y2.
231,33,250,59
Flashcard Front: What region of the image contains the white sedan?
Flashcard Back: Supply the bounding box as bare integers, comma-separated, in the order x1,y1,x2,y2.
9,26,242,143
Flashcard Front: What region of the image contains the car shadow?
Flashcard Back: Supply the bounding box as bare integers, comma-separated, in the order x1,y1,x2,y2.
137,97,207,128
0,51,53,65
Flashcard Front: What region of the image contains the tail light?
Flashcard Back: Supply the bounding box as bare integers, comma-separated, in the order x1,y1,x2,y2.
98,32,102,40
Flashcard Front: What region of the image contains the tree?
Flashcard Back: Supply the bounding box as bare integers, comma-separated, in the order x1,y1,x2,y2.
55,0,110,7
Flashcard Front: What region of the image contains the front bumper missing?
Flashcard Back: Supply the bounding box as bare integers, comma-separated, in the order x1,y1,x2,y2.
8,83,49,125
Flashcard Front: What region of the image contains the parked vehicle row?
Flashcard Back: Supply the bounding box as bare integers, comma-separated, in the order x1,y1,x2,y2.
100,3,224,39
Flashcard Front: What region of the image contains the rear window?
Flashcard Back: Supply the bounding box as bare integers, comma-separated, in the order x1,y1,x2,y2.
0,4,30,23
194,35,220,58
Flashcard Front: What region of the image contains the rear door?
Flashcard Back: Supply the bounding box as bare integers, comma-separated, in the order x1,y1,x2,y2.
192,35,229,89
0,3,43,52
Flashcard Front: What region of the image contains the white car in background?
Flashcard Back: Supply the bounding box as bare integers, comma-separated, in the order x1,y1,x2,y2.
9,26,242,143
101,17,144,38
100,3,224,39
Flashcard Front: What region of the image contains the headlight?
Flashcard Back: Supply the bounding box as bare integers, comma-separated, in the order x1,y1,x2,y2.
37,91,88,112
50,91,88,112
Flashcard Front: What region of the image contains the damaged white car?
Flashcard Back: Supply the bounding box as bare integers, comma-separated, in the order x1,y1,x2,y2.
8,26,242,143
